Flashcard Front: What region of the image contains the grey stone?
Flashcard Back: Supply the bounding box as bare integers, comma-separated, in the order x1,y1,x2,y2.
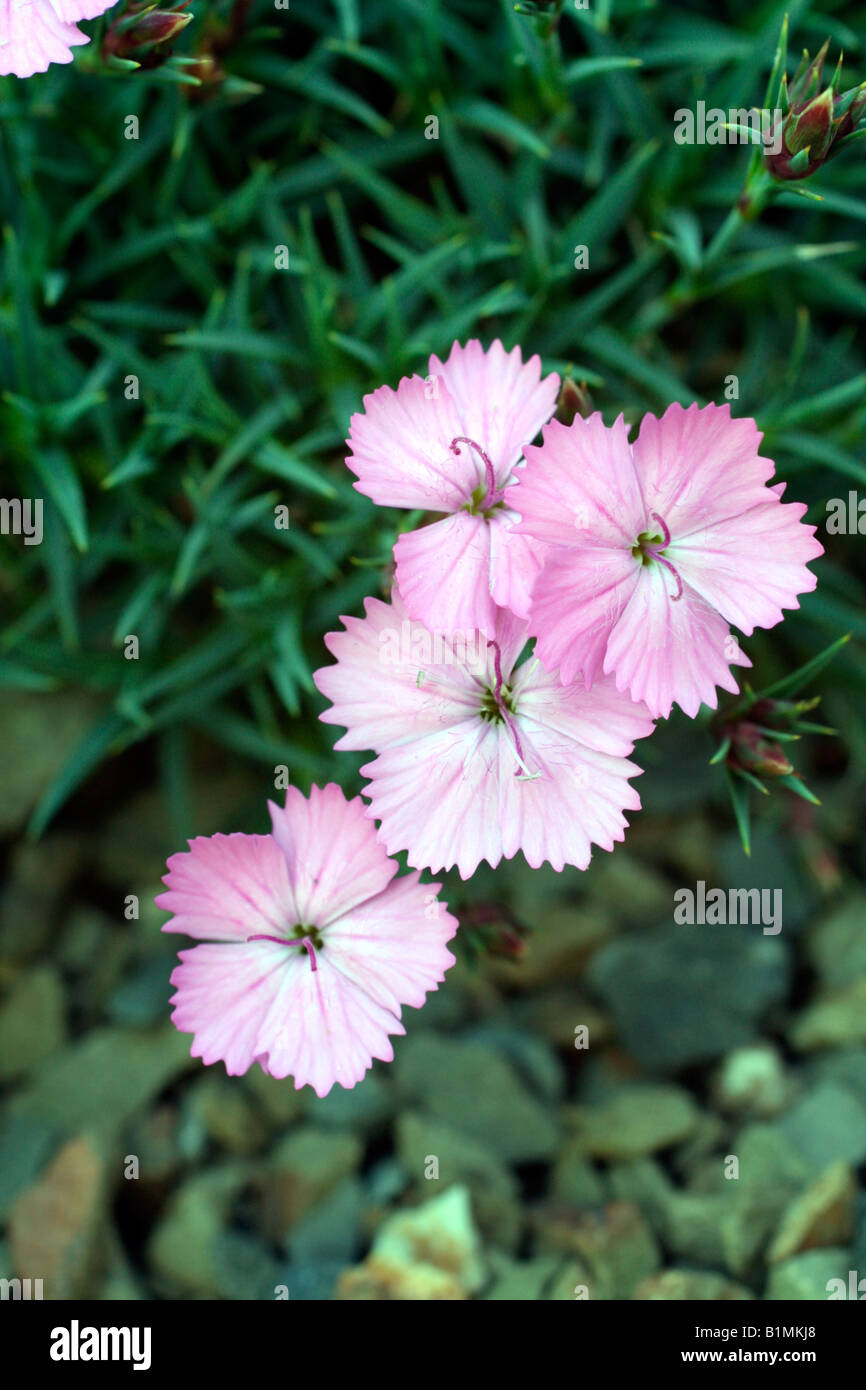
571,1084,700,1159
765,1247,852,1301
778,1084,866,1168
588,925,788,1071
395,1034,558,1162
0,968,66,1081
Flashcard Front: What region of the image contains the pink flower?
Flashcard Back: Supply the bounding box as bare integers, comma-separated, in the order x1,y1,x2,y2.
516,403,823,719
346,339,559,636
313,592,654,879
0,1,118,78
156,784,457,1098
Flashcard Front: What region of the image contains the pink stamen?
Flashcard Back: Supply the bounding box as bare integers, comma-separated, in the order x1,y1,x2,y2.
650,511,671,548
654,553,683,602
644,511,683,602
246,933,318,971
487,640,530,775
451,436,501,511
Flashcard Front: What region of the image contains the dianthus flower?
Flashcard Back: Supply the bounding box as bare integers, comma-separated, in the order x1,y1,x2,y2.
516,403,822,718
314,593,654,879
156,784,457,1097
346,339,559,635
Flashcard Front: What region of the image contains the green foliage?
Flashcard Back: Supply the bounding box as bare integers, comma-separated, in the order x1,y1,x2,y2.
1,0,864,841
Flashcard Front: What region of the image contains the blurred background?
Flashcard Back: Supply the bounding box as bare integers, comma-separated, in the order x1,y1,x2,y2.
1,0,865,1300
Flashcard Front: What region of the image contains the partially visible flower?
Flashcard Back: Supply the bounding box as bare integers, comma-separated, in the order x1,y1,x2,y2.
156,784,457,1097
0,0,119,78
764,39,866,181
313,592,654,880
346,339,559,636
515,403,822,719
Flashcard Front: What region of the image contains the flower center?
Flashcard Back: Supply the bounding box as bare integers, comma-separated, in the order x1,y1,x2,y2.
631,510,683,601
451,436,506,516
246,923,323,971
481,640,539,780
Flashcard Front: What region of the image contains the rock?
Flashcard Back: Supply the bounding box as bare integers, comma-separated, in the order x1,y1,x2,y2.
284,1177,365,1264
767,1162,857,1264
481,1249,562,1300
588,926,788,1071
312,1072,394,1132
718,1124,812,1277
396,1111,521,1249
188,1076,269,1155
9,1024,195,1136
805,894,866,988
0,837,81,965
147,1163,252,1296
0,1112,58,1221
716,826,814,934
634,1269,754,1300
765,1247,852,1300
395,1034,558,1163
273,1259,344,1301
212,1230,284,1300
789,979,866,1051
337,1185,484,1300
535,1201,660,1299
713,1043,792,1117
546,1259,596,1300
669,1111,727,1180
0,967,66,1080
0,690,98,835
513,989,613,1050
122,1105,180,1186
241,1064,308,1128
257,1128,362,1241
806,1047,866,1107
107,954,177,1028
9,1135,106,1299
487,901,614,991
549,1140,606,1209
778,1083,866,1168
570,1084,700,1159
464,1024,566,1102
583,854,671,924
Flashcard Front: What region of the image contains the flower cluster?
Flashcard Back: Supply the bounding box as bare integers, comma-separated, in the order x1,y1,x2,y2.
159,339,822,1095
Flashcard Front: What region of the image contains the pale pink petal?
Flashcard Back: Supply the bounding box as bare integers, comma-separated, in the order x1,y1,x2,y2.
671,495,823,635
156,833,295,942
528,545,640,686
326,870,457,1013
603,565,748,719
428,338,559,483
631,402,772,535
314,592,482,751
488,504,547,620
363,720,509,880
0,0,115,77
346,374,468,511
168,942,402,1098
394,510,499,635
518,413,645,547
493,716,646,872
267,782,396,928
